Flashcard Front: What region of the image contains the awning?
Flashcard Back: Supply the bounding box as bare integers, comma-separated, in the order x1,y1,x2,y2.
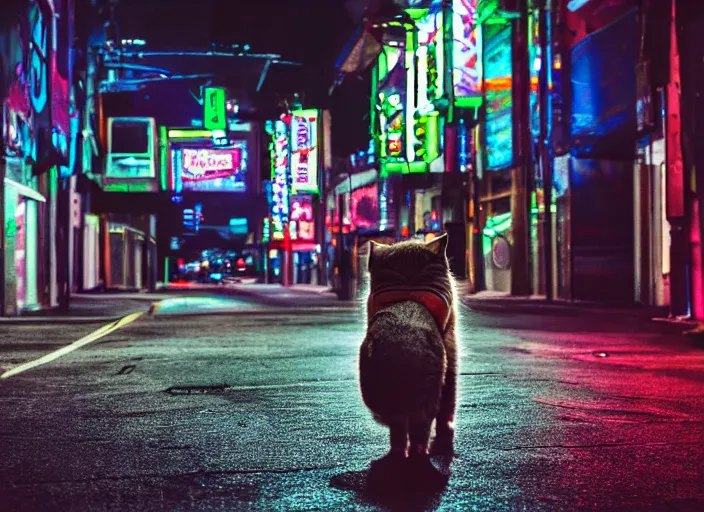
4,178,47,202
334,169,378,195
335,25,382,75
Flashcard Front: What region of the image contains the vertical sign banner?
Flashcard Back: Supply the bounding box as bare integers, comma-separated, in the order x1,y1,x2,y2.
270,119,290,240
29,1,51,166
204,87,226,131
483,24,513,170
377,40,407,176
290,109,319,194
414,4,444,110
452,0,481,106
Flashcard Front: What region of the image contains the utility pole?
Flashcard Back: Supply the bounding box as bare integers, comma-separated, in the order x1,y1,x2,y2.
510,0,533,296
539,0,554,300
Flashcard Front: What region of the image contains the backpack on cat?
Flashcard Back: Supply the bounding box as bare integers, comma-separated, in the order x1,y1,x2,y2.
360,234,458,467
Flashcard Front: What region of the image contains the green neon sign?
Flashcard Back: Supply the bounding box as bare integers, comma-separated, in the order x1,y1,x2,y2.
168,129,213,139
204,87,226,131
159,126,168,191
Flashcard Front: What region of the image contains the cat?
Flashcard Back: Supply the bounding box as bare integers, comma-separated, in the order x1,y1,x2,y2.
359,234,458,469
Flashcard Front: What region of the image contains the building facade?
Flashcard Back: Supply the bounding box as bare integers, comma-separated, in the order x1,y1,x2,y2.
331,0,697,313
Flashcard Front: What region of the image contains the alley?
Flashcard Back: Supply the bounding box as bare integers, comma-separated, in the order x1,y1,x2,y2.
1,301,703,511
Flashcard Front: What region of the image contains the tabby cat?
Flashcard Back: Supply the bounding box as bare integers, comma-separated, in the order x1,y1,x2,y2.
359,234,458,464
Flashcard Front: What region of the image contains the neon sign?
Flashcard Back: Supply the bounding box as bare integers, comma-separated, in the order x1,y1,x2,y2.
290,109,319,194
484,25,513,170
176,141,247,192
414,5,444,109
204,87,226,131
290,197,315,241
351,183,379,230
380,92,405,160
182,148,240,180
452,0,482,107
270,119,290,239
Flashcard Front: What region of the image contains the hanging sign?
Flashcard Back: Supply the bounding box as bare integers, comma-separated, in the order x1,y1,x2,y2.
204,87,226,131
290,109,319,194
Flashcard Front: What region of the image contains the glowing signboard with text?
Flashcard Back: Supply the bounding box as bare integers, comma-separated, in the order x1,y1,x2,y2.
180,143,247,192
290,109,319,194
452,0,482,107
270,119,290,240
290,196,315,241
483,25,513,170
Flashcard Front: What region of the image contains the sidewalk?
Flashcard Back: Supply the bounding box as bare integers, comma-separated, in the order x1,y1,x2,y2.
204,282,359,309
0,293,174,325
461,289,672,321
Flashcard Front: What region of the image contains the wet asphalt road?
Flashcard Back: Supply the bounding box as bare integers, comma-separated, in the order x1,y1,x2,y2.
1,298,704,511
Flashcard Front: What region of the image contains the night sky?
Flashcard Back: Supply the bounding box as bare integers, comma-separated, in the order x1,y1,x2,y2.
114,0,374,157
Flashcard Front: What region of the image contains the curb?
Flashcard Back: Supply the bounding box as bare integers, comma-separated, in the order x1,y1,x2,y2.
148,307,360,319
71,293,178,302
0,315,123,325
461,298,668,320
204,285,356,309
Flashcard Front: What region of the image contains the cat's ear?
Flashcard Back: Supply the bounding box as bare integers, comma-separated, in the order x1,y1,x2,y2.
426,233,448,257
368,241,388,269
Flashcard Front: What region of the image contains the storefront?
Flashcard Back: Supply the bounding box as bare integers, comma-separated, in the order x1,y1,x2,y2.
290,195,319,284
262,108,328,286
3,174,44,313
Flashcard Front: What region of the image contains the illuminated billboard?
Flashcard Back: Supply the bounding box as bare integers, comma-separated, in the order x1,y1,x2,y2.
483,25,513,170
452,0,482,107
376,36,410,176
351,183,380,230
414,3,444,110
178,142,247,192
270,119,290,240
290,196,315,241
410,3,443,165
290,109,319,194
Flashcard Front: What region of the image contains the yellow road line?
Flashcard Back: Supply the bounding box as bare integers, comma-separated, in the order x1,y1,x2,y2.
0,311,145,380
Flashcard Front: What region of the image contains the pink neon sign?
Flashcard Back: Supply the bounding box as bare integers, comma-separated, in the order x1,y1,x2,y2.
182,148,241,182
291,197,315,241
453,0,481,100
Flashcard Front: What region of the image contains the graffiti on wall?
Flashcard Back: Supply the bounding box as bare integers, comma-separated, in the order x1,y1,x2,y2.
29,4,49,117
2,9,34,161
